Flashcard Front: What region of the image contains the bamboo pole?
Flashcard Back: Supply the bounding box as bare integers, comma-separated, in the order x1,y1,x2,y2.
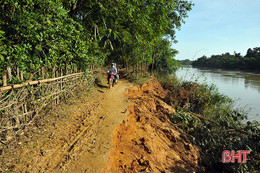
7,66,12,80
66,66,68,75
2,74,7,86
51,82,55,106
20,71,23,81
42,67,45,79
52,67,56,78
75,65,77,73
0,72,84,91
56,68,60,104
0,71,90,132
60,68,63,102
56,67,60,78
17,67,20,81
22,104,27,123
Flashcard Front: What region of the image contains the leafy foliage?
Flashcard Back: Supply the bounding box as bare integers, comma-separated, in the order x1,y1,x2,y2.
1,0,95,78
159,76,260,172
178,59,193,65
149,38,181,74
192,47,260,71
1,0,194,81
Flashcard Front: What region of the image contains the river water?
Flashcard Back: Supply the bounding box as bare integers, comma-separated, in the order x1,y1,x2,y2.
175,65,260,122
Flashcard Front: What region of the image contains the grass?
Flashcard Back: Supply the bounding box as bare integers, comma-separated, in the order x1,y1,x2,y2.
124,70,152,85
158,74,260,173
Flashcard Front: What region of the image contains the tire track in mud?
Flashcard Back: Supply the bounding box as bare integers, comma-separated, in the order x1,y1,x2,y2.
32,116,100,172
14,79,134,173
62,79,134,173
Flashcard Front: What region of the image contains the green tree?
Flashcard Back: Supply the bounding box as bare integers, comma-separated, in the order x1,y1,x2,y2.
1,0,194,81
192,47,260,71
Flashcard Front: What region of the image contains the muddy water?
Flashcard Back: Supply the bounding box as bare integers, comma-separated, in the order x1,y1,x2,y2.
176,65,260,122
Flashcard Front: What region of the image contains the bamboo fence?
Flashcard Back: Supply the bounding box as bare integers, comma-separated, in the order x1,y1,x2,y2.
0,69,95,144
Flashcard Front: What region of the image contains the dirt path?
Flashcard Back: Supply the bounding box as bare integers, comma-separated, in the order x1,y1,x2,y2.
6,76,203,173
63,79,134,173
11,78,134,173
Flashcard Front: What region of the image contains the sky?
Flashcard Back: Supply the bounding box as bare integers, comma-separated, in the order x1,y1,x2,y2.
173,0,260,60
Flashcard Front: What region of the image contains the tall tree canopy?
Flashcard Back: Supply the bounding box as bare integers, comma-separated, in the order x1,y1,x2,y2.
0,0,193,80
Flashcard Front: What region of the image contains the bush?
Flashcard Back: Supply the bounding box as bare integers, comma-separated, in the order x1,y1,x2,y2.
160,75,260,172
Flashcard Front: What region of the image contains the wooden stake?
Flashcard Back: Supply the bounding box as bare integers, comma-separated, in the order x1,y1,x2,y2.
66,66,68,75
42,67,45,79
17,67,20,81
2,74,7,86
56,69,59,78
52,67,56,78
7,66,12,80
22,104,27,123
20,71,23,81
75,65,77,73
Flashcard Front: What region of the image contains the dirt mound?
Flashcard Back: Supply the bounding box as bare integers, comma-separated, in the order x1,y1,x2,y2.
102,78,203,173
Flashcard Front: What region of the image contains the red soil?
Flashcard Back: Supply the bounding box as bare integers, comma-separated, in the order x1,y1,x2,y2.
102,78,204,173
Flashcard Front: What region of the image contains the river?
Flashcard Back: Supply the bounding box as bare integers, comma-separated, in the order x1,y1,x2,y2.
175,65,260,122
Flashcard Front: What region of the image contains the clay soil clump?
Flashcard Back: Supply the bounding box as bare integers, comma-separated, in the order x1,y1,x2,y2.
102,78,204,173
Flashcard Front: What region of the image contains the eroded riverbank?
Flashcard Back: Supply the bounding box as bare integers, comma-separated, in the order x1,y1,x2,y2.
176,66,260,122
